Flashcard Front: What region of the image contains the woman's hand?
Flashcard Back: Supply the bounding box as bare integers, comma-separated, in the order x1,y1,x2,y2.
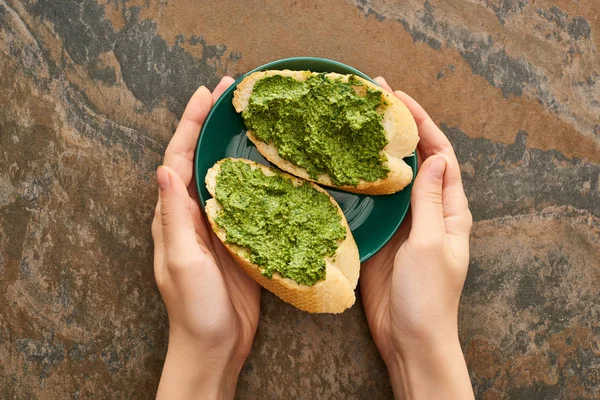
360,77,474,399
151,77,261,400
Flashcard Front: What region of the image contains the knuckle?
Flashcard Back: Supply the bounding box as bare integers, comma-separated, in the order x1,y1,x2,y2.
420,189,443,205
449,262,469,283
409,235,443,253
159,207,176,228
461,199,474,232
430,138,453,155
168,256,197,273
153,262,165,286
465,210,474,230
197,316,238,348
438,137,455,153
151,219,161,238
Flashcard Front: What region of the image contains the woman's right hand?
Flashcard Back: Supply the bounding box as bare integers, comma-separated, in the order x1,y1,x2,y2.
152,78,261,400
360,77,474,399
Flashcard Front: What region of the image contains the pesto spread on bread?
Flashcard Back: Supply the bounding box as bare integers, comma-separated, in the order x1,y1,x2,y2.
241,74,390,186
214,159,346,286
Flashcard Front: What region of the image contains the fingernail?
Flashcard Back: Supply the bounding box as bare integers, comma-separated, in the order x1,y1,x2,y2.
157,166,170,191
428,156,446,180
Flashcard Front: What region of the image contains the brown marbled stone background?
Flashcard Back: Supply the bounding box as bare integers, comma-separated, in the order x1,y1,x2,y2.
1,0,599,398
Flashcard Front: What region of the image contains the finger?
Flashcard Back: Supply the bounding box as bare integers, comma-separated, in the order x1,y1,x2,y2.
151,199,164,248
157,166,204,262
164,86,212,187
212,76,235,104
409,155,446,243
184,179,215,254
211,235,261,321
151,198,166,284
188,197,214,250
394,91,470,237
416,147,424,169
373,76,393,93
393,90,453,158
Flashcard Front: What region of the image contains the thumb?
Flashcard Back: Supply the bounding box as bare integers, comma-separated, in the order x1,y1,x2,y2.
409,155,446,241
156,166,199,259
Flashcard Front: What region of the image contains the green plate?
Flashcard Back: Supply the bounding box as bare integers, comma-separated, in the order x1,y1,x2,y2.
195,57,417,262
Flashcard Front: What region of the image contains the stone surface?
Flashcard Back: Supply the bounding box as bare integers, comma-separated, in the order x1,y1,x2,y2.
1,0,599,398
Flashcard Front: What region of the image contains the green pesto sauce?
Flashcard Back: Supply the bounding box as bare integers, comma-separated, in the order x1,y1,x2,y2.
214,159,347,286
241,74,390,186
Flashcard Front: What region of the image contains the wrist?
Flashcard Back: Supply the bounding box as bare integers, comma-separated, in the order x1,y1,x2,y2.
386,336,474,400
157,335,244,400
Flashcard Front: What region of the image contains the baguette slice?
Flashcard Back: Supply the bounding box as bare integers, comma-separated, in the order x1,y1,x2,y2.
233,70,419,195
205,158,360,313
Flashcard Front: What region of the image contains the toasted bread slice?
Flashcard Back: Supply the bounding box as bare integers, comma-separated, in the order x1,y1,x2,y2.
233,70,419,195
205,158,360,313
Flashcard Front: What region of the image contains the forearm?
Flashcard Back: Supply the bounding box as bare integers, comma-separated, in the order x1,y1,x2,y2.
387,338,474,400
156,339,242,400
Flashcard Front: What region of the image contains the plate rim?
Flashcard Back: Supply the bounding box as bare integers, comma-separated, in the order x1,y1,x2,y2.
194,56,418,262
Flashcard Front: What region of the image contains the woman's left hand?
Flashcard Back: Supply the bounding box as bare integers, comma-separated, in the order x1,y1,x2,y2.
152,77,261,400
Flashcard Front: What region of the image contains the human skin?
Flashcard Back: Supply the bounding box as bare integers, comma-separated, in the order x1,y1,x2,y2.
152,77,261,400
152,76,474,399
359,77,475,399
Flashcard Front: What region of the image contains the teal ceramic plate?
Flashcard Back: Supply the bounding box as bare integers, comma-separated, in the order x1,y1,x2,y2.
195,57,417,262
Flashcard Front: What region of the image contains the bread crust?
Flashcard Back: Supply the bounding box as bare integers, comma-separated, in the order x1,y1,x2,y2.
233,70,419,195
205,158,360,313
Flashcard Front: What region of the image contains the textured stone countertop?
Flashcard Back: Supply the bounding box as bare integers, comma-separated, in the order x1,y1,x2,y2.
1,0,599,399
